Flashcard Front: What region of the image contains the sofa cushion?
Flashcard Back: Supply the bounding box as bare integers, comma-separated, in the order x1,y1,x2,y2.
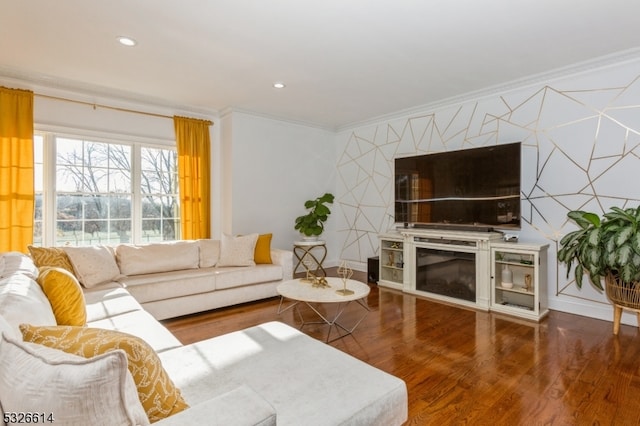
0,274,56,335
63,245,122,288
154,385,277,426
0,252,39,280
254,233,273,264
214,264,283,290
117,241,200,275
87,309,182,353
21,324,189,423
119,268,216,304
27,245,75,273
217,233,259,267
159,321,408,426
36,267,87,326
0,333,149,426
83,286,142,322
198,239,220,267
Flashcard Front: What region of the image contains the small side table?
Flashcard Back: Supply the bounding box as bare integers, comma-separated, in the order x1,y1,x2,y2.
293,240,327,277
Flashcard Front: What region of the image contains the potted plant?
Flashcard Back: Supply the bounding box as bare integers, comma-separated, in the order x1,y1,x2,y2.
557,206,640,333
294,193,334,240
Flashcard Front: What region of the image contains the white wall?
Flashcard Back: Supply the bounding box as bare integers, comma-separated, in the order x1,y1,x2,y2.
224,112,338,260
335,56,640,326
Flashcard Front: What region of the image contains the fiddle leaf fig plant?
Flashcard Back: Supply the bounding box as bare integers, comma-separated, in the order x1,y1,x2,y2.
557,206,640,291
294,193,334,237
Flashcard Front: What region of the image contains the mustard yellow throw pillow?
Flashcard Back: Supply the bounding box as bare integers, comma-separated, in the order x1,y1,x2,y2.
28,246,75,274
254,233,273,264
36,267,87,326
20,325,189,423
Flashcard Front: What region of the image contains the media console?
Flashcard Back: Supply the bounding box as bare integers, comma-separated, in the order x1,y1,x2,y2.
378,229,549,321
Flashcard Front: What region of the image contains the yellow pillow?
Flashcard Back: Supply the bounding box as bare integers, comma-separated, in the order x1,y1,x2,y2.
254,233,273,264
28,246,75,274
36,267,87,326
20,324,189,423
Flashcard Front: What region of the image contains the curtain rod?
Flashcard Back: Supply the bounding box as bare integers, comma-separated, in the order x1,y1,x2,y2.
35,93,213,125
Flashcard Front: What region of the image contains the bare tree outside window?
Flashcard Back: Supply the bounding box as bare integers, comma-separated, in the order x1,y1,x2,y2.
140,147,180,242
50,137,180,246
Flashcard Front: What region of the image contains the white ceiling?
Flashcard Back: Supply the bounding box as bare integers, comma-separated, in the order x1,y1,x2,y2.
1,0,639,129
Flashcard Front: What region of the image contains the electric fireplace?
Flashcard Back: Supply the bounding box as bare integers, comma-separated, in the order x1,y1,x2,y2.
416,247,476,302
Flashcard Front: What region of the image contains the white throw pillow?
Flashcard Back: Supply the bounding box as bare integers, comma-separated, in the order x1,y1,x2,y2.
0,252,38,280
0,333,149,426
63,246,122,288
0,315,17,340
217,233,259,267
0,275,56,335
198,239,220,267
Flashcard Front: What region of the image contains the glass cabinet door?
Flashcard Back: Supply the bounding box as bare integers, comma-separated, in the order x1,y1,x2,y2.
380,239,404,286
493,250,536,312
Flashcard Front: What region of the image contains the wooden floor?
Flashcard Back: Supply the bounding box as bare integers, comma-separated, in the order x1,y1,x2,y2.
163,269,640,426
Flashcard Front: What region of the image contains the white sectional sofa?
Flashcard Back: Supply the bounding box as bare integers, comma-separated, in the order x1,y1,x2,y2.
29,236,294,320
0,250,409,425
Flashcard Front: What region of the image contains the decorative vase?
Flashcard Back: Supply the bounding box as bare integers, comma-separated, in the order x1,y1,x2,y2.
501,264,513,286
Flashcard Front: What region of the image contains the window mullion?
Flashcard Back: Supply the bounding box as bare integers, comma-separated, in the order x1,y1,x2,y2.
43,134,57,246
131,144,142,244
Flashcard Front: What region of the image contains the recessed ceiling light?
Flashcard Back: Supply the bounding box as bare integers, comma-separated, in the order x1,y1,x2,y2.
273,82,286,89
117,36,137,47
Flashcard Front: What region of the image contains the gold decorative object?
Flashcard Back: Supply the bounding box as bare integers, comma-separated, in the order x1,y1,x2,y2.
312,276,330,288
524,274,532,291
336,260,354,296
300,268,314,283
301,269,330,288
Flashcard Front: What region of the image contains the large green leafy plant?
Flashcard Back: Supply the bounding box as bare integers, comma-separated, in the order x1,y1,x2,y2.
557,206,640,291
294,193,334,237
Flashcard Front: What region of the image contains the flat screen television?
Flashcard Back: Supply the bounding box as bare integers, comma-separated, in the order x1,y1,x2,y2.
394,142,521,231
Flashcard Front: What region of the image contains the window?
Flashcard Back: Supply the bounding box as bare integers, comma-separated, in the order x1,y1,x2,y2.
34,132,180,247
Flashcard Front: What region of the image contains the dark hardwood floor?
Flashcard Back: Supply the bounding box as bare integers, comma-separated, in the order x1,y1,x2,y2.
163,269,640,425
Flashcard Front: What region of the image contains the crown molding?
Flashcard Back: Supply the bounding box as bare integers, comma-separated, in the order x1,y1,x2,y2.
0,66,219,120
4,47,640,134
220,106,335,132
337,47,640,133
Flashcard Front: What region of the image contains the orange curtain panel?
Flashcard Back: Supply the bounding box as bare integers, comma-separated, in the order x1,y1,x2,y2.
0,87,34,253
174,116,212,240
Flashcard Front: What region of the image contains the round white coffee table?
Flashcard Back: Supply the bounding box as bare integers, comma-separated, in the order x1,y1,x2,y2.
277,277,370,342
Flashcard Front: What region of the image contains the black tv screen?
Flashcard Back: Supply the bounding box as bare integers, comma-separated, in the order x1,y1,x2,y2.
394,142,521,230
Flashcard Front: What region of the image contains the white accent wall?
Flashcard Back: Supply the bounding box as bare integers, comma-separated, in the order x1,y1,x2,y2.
335,56,640,326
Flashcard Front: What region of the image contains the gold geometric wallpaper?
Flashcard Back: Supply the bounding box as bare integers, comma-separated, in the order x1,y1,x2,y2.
336,60,640,315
